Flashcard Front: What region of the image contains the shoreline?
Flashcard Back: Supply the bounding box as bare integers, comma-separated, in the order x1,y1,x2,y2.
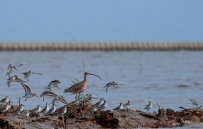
0,102,203,129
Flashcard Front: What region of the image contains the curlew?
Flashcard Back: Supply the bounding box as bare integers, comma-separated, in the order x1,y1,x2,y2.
63,72,101,94
21,70,43,81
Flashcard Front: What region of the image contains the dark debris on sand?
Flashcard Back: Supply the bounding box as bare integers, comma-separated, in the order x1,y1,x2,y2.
0,103,203,129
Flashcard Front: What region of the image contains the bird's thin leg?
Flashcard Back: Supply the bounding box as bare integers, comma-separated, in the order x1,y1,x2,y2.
43,96,44,102
25,98,27,101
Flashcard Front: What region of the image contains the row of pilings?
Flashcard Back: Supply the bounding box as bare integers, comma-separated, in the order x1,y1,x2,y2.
0,42,203,51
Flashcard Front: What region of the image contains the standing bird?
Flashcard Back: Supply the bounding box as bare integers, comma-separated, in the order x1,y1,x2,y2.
6,64,23,78
0,96,10,104
21,70,43,81
104,81,124,92
32,105,42,113
94,98,104,107
54,106,67,116
124,100,131,110
46,103,57,115
7,75,25,87
21,83,38,101
40,103,49,114
100,100,107,110
0,101,12,113
64,72,101,94
45,80,60,91
113,103,123,110
82,94,99,102
22,110,31,117
144,101,152,113
14,104,25,114
40,91,58,102
89,106,98,113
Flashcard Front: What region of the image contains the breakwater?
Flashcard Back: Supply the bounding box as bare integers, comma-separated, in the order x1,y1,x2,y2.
0,42,203,51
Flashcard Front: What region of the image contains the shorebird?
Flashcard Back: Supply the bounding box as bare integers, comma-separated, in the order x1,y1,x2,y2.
21,83,38,101
82,94,99,102
104,81,124,92
22,110,31,117
0,101,12,113
52,96,68,105
32,105,42,113
6,64,23,78
100,100,107,110
14,104,25,114
46,103,57,115
94,98,104,107
113,103,123,110
144,101,152,113
54,106,67,116
45,80,60,91
7,75,25,87
40,91,58,102
64,72,101,94
0,96,10,104
89,106,98,113
40,103,49,114
124,100,131,110
21,70,43,81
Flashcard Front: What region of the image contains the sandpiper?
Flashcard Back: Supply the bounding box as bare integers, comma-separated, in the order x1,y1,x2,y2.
54,106,67,116
45,80,60,91
89,106,98,113
82,94,99,102
21,83,38,101
40,102,49,114
63,72,101,94
14,104,25,114
0,96,10,104
52,96,68,105
144,101,152,113
32,105,42,113
94,98,104,107
0,101,12,113
40,91,58,101
7,75,25,87
21,70,43,81
104,81,124,92
46,103,57,115
6,64,23,78
124,100,131,110
22,110,31,117
113,103,123,110
100,100,107,110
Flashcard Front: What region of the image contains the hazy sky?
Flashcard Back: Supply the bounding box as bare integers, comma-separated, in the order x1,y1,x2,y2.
0,1,203,42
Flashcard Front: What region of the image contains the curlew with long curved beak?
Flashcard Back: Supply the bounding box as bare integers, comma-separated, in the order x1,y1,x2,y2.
63,72,101,94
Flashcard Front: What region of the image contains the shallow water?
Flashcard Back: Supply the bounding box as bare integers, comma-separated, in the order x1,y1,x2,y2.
0,51,203,116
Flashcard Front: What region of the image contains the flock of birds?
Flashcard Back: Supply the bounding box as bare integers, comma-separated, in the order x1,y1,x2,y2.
0,64,153,119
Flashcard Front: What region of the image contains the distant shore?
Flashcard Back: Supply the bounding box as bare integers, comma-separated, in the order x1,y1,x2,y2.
0,42,203,51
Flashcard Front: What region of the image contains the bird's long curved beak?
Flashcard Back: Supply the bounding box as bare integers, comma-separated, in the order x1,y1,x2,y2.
88,73,101,79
